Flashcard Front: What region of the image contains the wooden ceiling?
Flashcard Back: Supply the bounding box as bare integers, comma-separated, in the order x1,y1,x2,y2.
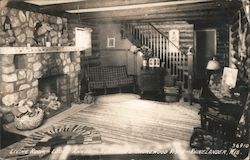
7,0,242,23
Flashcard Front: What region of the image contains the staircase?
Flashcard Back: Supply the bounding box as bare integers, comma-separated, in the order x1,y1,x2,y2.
124,23,192,89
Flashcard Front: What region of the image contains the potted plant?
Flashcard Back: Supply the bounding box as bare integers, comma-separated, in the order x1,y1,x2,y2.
13,99,44,130
138,45,153,68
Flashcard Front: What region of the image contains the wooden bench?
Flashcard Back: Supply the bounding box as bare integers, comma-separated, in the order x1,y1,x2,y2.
87,66,135,94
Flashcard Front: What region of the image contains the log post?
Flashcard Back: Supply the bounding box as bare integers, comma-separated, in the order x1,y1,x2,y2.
187,49,193,105
0,112,2,149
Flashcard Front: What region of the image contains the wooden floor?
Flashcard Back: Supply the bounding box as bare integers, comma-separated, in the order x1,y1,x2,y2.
1,93,201,159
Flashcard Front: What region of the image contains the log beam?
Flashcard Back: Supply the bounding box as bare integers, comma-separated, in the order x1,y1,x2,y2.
40,0,216,12
79,10,233,23
78,2,238,20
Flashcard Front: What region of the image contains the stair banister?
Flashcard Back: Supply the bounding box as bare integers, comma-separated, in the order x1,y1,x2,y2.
124,22,194,104
148,22,183,54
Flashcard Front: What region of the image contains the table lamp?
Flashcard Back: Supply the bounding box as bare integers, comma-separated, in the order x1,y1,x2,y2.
206,57,220,70
206,57,220,85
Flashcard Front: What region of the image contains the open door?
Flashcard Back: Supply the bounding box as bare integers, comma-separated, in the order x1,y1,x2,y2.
194,29,216,88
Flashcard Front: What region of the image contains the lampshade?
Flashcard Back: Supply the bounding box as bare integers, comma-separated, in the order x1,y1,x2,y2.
206,58,220,70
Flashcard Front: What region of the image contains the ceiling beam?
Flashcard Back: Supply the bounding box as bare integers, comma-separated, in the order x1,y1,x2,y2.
137,16,231,23
39,0,216,13
40,0,171,11
78,1,238,20
83,15,231,24
7,1,71,18
80,10,232,23
66,0,215,13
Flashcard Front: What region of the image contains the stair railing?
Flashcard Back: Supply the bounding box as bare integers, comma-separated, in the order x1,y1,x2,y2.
125,22,194,102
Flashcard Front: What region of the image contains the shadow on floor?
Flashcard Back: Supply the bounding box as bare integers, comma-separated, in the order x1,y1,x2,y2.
1,130,26,148
140,91,165,102
87,87,135,97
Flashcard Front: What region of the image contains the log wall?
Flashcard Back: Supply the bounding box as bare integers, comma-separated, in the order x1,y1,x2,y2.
216,25,230,67
230,9,250,86
151,21,194,52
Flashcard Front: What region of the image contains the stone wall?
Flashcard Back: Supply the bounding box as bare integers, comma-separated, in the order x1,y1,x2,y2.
0,7,75,47
0,7,81,114
0,52,81,107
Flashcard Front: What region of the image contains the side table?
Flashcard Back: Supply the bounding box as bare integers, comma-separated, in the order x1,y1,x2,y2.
138,68,164,95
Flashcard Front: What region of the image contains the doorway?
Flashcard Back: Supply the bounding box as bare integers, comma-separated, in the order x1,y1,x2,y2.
194,29,216,88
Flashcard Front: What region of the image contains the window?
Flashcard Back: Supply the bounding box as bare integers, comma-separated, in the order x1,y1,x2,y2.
75,27,92,56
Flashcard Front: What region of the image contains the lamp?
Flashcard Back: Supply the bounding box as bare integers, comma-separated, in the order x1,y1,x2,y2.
206,57,220,85
206,57,220,71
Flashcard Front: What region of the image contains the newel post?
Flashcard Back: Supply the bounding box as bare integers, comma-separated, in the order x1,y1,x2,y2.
187,48,193,105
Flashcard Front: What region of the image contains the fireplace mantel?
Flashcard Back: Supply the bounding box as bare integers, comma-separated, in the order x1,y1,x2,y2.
0,46,84,55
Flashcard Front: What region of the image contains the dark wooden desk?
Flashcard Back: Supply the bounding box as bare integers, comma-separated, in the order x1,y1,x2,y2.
198,86,248,141
190,86,249,159
137,68,164,95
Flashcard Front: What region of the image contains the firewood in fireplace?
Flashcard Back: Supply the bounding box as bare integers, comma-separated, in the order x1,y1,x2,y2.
38,92,62,116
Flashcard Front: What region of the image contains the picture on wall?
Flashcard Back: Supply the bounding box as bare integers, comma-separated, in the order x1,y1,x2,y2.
107,37,115,48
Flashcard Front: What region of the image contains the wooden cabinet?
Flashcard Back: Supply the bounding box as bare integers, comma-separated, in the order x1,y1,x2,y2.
138,68,164,94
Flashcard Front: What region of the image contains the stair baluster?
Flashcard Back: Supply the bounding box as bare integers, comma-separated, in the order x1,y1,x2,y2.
123,22,193,92
150,27,153,50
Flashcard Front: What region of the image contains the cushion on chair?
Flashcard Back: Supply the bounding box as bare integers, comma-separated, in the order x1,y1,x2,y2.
88,66,134,90
119,77,134,85
89,81,105,89
88,67,103,81
105,79,120,88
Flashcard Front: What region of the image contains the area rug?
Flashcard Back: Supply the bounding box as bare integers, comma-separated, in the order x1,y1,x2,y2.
5,125,101,159
95,93,140,104
0,93,201,159
63,93,200,145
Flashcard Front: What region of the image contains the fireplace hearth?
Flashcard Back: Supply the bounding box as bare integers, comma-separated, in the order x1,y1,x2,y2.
0,50,81,122
37,74,70,118
0,7,86,125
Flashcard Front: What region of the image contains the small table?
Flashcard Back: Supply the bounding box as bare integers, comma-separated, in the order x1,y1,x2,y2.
137,68,164,95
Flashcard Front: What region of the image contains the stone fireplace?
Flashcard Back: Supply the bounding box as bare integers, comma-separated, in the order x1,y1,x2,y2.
0,6,89,122
0,49,81,114
38,74,70,107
